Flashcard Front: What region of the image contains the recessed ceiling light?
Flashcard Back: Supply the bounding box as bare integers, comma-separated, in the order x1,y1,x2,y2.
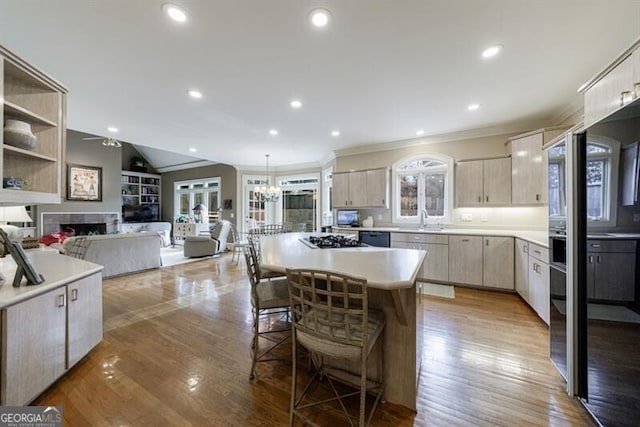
189,147,197,153
107,127,118,133
416,130,425,136
269,129,278,135
468,103,480,111
163,3,188,23
309,8,331,28
290,100,302,109
331,130,340,137
481,44,503,58
188,90,202,99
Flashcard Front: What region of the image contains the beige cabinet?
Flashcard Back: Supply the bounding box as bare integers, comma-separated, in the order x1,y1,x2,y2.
509,128,567,205
448,235,483,286
1,287,66,405
1,272,103,405
583,52,635,128
483,236,514,289
455,158,511,207
515,239,530,302
67,273,103,368
391,233,448,282
0,44,67,205
528,243,550,325
332,168,388,208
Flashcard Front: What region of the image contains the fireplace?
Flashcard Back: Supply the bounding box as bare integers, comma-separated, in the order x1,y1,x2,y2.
60,222,107,236
41,212,120,236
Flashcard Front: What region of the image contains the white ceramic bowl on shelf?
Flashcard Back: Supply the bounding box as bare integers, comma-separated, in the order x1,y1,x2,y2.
4,119,37,150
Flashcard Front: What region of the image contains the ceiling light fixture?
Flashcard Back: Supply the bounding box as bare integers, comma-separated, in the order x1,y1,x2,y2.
102,138,122,148
309,8,331,28
189,147,197,153
331,130,340,137
290,100,302,109
254,154,281,203
163,3,188,23
468,103,480,111
188,90,202,99
416,130,425,136
269,129,278,135
482,44,503,58
107,126,118,133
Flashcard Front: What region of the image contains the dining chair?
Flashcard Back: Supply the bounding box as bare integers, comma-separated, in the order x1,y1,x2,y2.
244,240,291,380
285,268,385,426
65,237,91,259
229,222,249,264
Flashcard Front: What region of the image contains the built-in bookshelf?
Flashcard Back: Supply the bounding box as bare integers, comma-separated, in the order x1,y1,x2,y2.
121,171,161,222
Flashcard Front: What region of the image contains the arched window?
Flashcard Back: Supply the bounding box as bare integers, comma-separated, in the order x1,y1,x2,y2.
393,154,454,225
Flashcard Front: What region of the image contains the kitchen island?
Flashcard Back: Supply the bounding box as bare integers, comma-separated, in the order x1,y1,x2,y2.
260,232,426,410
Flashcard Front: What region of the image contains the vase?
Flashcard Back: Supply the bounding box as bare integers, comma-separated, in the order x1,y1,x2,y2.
4,119,37,150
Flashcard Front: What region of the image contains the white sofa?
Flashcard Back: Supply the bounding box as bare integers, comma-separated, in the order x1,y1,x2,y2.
62,232,162,278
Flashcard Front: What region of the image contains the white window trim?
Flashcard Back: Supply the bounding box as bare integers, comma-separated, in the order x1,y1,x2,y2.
392,153,454,225
275,172,320,229
174,177,221,219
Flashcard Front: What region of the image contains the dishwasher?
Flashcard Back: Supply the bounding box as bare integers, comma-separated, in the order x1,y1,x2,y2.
359,231,390,247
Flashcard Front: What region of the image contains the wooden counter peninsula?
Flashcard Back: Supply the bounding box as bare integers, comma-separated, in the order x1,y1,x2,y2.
260,232,427,410
0,250,103,405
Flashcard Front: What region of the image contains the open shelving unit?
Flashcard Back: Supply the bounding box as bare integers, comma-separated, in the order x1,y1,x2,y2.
0,44,67,205
121,171,161,222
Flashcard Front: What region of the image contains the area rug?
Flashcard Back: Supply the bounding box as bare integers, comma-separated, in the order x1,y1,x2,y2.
160,246,219,267
420,282,455,299
552,299,640,324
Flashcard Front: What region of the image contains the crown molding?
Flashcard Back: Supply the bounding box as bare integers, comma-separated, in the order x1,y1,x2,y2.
155,160,218,173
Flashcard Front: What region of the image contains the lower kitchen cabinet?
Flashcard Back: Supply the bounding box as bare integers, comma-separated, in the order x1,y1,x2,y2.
1,272,103,405
483,236,514,289
2,288,67,406
391,233,449,282
528,243,550,325
448,235,483,286
515,239,530,302
587,240,636,302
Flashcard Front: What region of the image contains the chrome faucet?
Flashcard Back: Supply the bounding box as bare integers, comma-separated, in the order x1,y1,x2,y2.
419,209,428,229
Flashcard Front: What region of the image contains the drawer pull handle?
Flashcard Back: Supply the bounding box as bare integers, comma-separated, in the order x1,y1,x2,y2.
461,239,470,242
478,196,482,202
57,294,66,308
591,244,600,248
535,194,540,201
533,250,541,255
589,255,594,263
621,90,633,106
71,288,78,302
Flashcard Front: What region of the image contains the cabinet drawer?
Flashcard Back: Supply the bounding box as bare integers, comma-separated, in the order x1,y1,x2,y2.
528,243,548,263
587,239,637,253
391,232,448,244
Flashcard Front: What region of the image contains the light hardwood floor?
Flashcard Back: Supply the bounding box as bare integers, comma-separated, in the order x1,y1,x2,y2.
34,255,594,426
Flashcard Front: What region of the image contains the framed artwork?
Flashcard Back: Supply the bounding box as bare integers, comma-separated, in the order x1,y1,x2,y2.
223,199,232,210
67,164,102,201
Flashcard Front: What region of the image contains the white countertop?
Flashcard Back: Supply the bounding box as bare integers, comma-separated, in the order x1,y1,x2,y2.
260,232,426,290
0,251,103,308
333,227,549,248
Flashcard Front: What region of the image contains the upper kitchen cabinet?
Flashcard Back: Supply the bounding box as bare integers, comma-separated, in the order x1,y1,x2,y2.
332,167,389,208
0,44,67,205
581,40,640,128
509,127,567,205
455,157,511,207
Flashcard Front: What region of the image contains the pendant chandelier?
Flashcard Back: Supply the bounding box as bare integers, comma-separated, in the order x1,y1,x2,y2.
254,154,281,202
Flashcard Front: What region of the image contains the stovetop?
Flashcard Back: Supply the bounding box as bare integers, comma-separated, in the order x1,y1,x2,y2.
301,235,365,249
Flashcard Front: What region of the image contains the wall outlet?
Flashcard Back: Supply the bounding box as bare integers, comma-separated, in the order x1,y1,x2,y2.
480,212,488,222
230,213,235,218
461,213,473,222
634,213,640,222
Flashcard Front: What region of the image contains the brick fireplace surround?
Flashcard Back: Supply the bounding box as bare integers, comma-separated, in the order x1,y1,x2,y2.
40,212,120,236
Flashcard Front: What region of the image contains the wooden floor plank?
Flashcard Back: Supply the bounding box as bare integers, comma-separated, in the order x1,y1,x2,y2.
32,255,594,426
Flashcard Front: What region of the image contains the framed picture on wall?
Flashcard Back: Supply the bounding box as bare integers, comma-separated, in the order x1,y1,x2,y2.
67,164,102,201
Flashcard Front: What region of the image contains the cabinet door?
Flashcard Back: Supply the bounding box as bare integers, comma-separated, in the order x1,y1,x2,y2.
586,254,596,299
332,173,350,208
483,236,514,289
584,54,634,128
455,161,484,207
2,288,66,405
515,239,529,301
511,133,546,204
529,259,550,325
593,252,636,301
448,235,483,285
422,243,449,282
483,158,511,205
366,168,388,207
349,171,367,207
68,273,103,368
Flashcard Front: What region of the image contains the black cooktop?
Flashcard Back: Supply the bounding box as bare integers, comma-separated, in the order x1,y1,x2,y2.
302,235,364,249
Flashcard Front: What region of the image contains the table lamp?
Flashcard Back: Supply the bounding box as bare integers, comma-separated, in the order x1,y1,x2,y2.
192,204,208,224
0,206,33,246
